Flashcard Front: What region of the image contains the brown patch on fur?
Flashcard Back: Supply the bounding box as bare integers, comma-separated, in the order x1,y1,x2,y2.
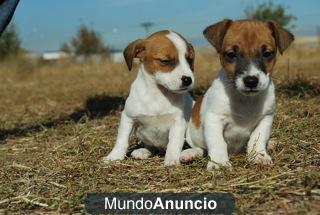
268,21,294,54
123,39,145,71
142,31,179,73
175,32,195,71
123,30,180,73
203,19,232,53
192,96,203,128
204,20,294,77
221,20,277,76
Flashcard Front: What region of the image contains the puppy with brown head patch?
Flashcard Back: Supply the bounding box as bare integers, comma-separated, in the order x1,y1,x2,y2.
103,30,195,166
180,19,294,170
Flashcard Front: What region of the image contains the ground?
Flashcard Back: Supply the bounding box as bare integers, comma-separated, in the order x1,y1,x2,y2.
0,47,319,214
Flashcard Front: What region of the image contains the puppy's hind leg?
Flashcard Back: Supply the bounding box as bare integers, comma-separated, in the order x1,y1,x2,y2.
180,147,205,163
131,148,152,160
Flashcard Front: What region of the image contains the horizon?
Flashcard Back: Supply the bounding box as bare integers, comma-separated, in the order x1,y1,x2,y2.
10,0,320,53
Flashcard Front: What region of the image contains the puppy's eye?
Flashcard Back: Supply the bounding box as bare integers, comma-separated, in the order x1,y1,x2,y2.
262,50,274,59
159,59,174,66
224,51,237,61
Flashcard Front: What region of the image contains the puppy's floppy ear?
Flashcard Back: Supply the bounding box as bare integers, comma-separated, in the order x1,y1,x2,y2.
268,21,294,54
123,39,145,71
203,19,233,53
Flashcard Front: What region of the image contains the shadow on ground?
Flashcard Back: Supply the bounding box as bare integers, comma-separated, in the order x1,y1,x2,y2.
1,80,319,142
277,79,320,97
0,94,126,141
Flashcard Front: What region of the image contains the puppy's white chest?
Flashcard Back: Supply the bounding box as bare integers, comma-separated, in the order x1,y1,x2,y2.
134,114,176,148
223,115,259,152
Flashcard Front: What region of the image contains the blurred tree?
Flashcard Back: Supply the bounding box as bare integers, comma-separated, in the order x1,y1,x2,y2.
0,24,21,59
60,42,71,54
61,25,110,56
140,22,154,36
245,0,296,28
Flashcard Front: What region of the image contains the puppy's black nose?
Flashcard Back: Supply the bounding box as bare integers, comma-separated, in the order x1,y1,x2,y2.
181,76,192,87
243,76,259,89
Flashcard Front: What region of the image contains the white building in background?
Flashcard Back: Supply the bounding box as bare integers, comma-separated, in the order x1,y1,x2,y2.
71,49,124,63
42,51,70,61
40,49,124,62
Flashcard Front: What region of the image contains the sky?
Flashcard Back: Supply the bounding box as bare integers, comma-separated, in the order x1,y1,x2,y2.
11,0,320,53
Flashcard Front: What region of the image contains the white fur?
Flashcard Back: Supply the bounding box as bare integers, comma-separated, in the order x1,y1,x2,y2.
184,69,275,170
103,31,194,166
235,63,271,95
131,148,152,160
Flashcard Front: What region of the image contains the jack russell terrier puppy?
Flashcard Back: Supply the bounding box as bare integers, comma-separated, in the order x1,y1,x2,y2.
103,30,195,166
180,19,294,170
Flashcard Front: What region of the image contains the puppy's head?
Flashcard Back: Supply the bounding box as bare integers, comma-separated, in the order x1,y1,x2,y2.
123,30,195,93
204,19,294,96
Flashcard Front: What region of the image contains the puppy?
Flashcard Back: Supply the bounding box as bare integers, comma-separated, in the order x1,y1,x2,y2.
180,19,294,170
103,30,195,166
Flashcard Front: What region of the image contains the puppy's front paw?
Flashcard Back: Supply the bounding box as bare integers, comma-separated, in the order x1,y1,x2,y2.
207,160,232,171
102,151,125,163
131,148,152,160
250,153,273,166
164,158,180,166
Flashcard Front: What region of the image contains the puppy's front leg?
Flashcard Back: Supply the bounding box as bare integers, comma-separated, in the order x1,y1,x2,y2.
204,114,231,170
103,111,134,162
247,114,274,165
164,116,186,166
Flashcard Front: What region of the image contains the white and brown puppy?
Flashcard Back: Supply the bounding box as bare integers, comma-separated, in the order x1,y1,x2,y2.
180,19,294,170
103,30,195,166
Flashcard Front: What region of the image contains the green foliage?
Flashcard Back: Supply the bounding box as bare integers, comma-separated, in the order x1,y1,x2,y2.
62,25,110,56
245,0,296,28
0,24,21,59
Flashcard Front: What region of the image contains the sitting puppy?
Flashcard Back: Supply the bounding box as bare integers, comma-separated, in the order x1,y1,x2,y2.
180,19,294,170
103,30,195,166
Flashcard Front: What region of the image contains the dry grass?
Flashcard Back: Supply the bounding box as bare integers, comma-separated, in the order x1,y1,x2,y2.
0,46,319,214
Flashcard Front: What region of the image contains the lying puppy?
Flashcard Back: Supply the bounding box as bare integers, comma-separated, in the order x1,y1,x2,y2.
181,19,294,170
103,30,195,166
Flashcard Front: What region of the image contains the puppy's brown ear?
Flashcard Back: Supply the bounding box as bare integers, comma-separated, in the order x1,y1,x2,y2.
123,39,145,71
268,21,294,54
203,19,233,53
